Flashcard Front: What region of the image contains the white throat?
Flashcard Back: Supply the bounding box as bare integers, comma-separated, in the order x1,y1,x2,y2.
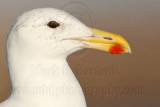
5,52,87,107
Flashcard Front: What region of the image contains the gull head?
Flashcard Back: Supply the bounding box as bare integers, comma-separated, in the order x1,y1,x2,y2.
7,8,131,60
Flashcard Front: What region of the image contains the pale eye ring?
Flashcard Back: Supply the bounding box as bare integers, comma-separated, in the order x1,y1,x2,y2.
47,21,60,28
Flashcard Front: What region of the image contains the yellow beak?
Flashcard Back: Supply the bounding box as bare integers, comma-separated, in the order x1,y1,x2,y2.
70,28,131,54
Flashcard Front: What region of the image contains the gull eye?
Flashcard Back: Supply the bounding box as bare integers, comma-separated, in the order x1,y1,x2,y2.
47,21,60,28
103,37,113,40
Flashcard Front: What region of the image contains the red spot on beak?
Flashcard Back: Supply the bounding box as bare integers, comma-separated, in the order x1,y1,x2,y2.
109,45,125,54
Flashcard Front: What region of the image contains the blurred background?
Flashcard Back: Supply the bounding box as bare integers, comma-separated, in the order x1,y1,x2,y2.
0,0,160,107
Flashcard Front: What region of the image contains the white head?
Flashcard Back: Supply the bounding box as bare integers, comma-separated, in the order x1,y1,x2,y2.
7,8,93,60
7,8,131,61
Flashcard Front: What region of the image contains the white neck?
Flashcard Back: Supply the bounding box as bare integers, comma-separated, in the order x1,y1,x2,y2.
6,52,87,107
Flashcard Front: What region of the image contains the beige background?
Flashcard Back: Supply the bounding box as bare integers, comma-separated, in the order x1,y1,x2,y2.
0,0,160,107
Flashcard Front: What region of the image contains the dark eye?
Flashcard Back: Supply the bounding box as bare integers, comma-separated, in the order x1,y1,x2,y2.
47,21,60,28
103,37,113,40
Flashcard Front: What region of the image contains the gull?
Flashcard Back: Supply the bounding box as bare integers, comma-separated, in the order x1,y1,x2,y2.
1,8,131,107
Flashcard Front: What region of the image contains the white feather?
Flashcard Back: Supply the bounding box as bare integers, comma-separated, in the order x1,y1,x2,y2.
2,8,93,107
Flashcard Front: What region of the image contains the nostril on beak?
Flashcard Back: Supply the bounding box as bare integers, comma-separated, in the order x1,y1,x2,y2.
103,37,113,40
